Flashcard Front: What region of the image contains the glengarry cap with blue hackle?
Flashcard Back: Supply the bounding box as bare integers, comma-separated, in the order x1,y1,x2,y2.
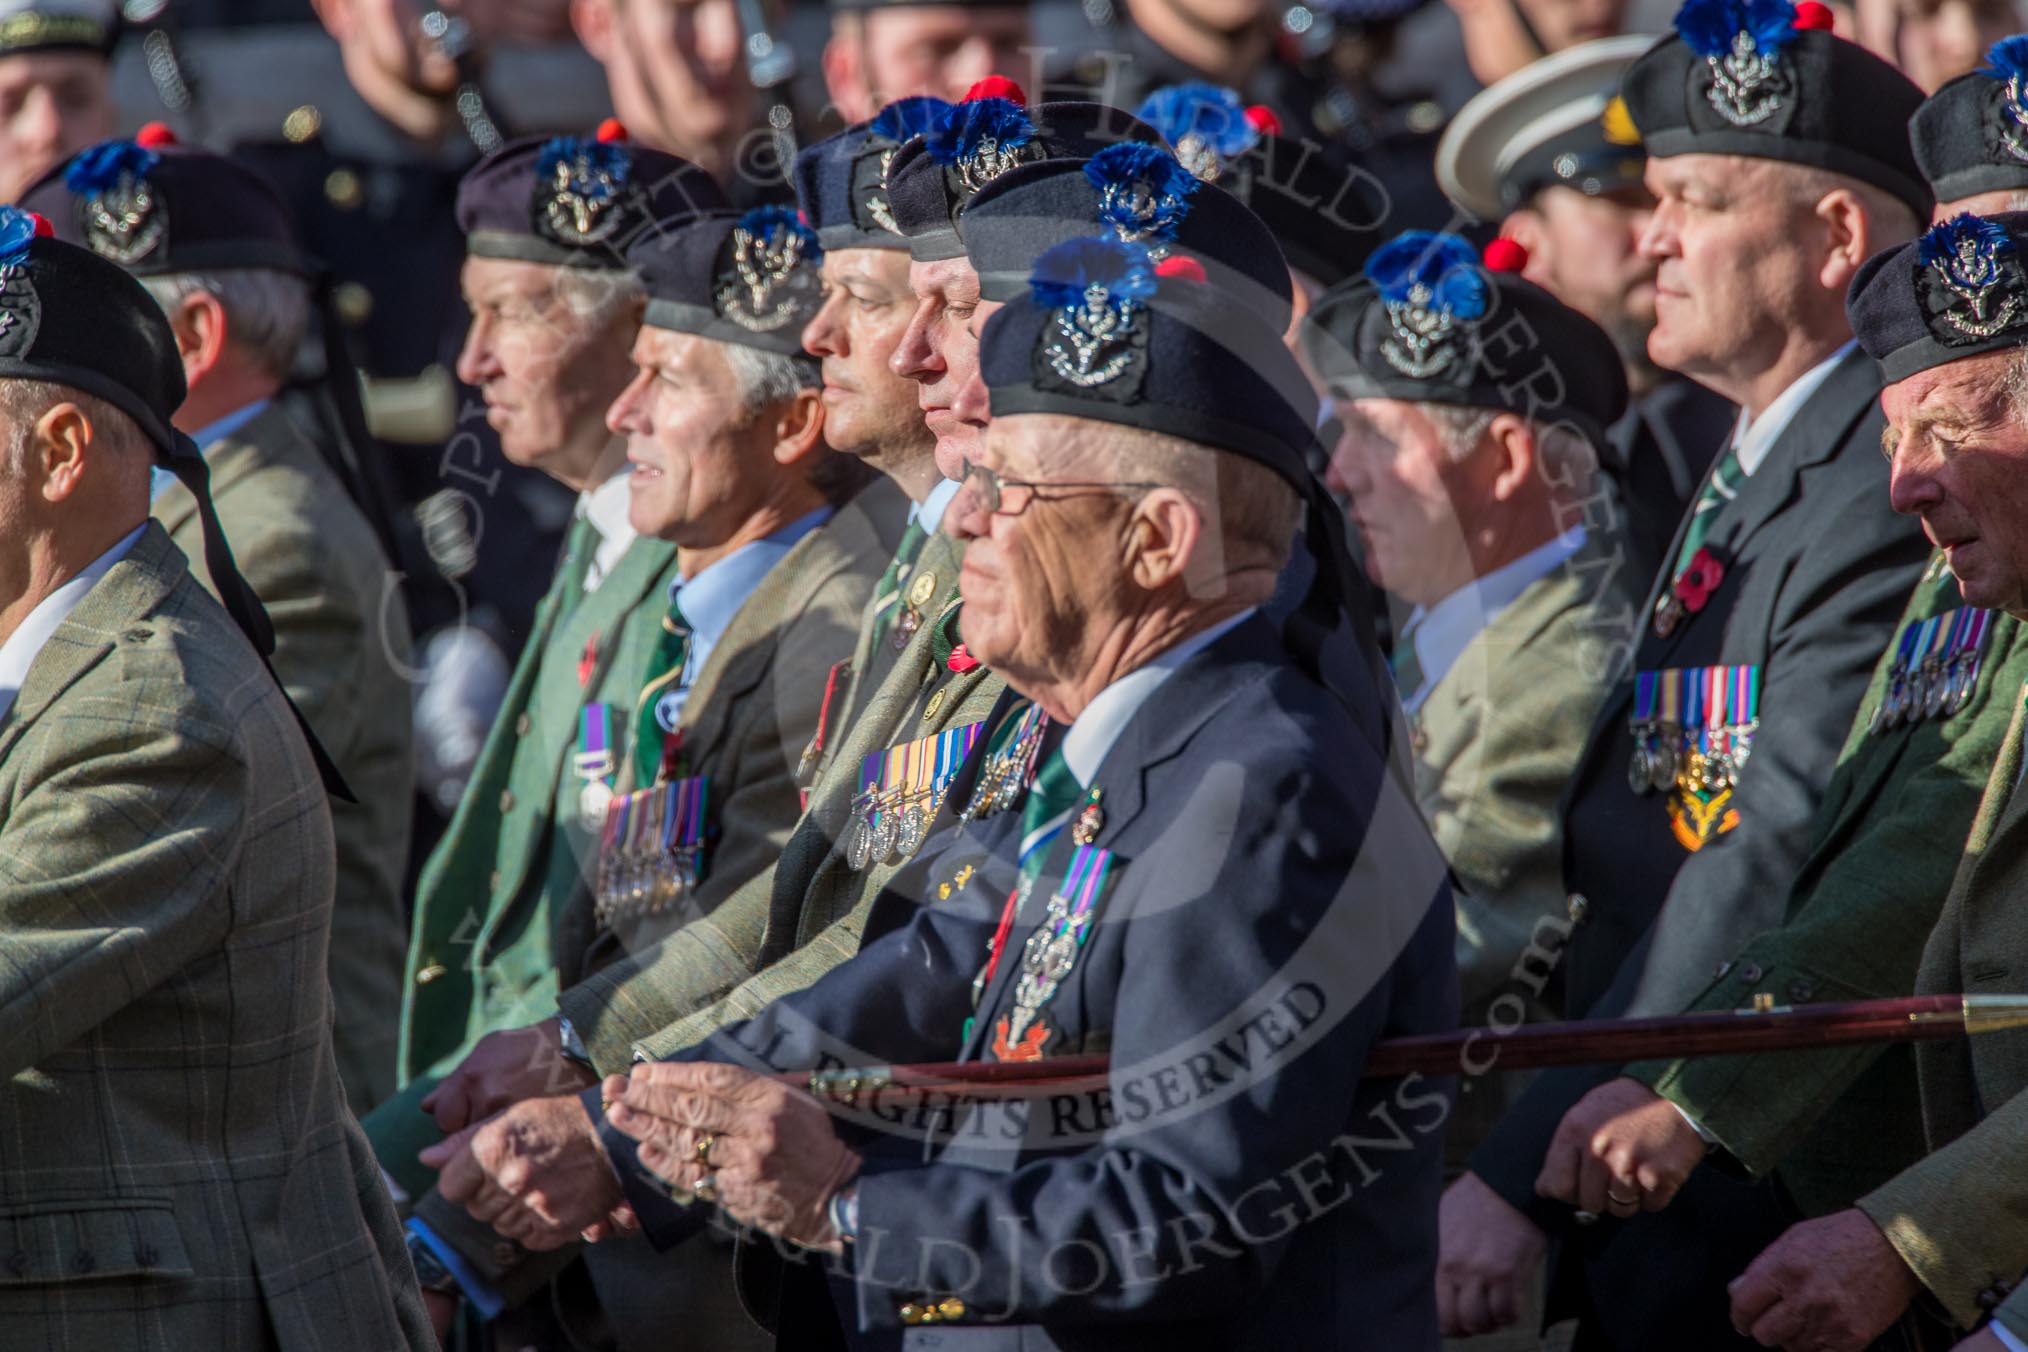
1910,38,2028,206
1131,82,1388,287
1848,210,2028,382
1621,0,1931,216
793,97,951,250
979,237,1390,721
457,119,728,268
0,205,351,795
627,206,824,356
1302,230,1630,449
957,142,1296,330
884,76,1164,262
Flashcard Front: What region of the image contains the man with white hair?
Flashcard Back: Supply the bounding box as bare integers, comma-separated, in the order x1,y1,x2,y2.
21,129,417,1119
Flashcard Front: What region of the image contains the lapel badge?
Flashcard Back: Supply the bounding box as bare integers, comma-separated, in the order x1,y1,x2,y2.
1677,0,1808,130
1032,236,1156,391
1133,83,1271,184
534,132,636,249
926,90,1039,196
1919,213,2028,343
1986,37,2028,163
1086,144,1199,250
67,139,166,266
908,570,939,608
1362,232,1488,380
1071,788,1105,845
0,211,45,358
716,206,822,334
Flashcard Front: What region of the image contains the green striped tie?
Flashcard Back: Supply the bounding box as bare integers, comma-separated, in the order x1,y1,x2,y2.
869,518,931,651
1016,744,1083,892
1389,638,1425,702
633,593,692,785
1674,445,1743,576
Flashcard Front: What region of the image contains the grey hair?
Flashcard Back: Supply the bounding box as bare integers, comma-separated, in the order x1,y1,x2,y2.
2002,347,2028,424
723,342,821,418
141,268,313,381
1423,403,1498,460
549,265,645,331
0,379,150,475
1422,401,1600,494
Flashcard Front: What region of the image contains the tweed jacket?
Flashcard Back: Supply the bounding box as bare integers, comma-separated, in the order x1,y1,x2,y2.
1631,565,2028,1216
0,524,431,1351
1409,530,1643,1162
559,522,1002,1071
372,511,683,1200
1857,689,2028,1337
154,401,415,1114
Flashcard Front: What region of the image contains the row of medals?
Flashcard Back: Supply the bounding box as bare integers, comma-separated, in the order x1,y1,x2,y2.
1628,720,1757,796
594,787,703,926
835,573,943,869
854,706,1049,874
1869,643,1982,733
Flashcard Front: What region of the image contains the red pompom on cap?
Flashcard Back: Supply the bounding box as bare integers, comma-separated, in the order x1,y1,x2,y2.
1243,105,1283,137
1483,237,1529,273
595,117,628,143
28,212,51,238
1154,255,1207,284
135,121,178,149
1793,2,1834,31
964,76,1026,106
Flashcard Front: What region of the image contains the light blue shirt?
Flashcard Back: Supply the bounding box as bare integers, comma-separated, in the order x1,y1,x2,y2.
1396,526,1587,715
0,523,147,726
913,475,961,533
651,503,833,733
149,399,272,502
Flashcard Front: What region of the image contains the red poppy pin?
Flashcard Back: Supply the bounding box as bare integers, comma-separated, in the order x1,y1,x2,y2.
1673,547,1726,614
947,643,981,674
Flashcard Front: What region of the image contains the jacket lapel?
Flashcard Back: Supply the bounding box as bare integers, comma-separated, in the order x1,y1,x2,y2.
0,523,187,766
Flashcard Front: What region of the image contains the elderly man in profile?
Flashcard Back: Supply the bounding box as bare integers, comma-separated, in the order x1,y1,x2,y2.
425,232,1455,1349
0,207,432,1347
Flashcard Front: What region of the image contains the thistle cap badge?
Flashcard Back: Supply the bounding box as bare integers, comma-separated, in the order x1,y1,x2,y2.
1029,236,1157,391
715,206,822,333
534,127,635,248
1361,232,1489,380
66,139,165,266
1919,212,2028,343
1675,0,1817,129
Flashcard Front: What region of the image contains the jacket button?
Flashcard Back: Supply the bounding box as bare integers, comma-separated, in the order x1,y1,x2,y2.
899,1302,925,1325
1566,893,1590,925
937,1297,967,1320
1738,962,1763,984
1788,979,1816,1002
71,1251,93,1274
515,713,531,737
1979,1282,2012,1312
415,963,448,986
499,789,515,813
491,1241,520,1269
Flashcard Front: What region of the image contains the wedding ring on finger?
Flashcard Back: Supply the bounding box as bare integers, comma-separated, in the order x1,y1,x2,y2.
1605,1186,1641,1212
695,1173,720,1204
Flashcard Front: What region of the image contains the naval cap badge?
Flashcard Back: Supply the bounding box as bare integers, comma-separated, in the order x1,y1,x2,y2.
715,205,822,333
1030,235,1157,394
66,138,165,266
1918,212,2028,343
1676,0,1818,130
1362,231,1489,380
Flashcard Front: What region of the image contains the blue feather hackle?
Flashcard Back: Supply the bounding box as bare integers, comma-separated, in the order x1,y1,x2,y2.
925,99,1033,167
1919,212,2015,271
1085,144,1200,239
737,204,819,257
1028,236,1158,311
1363,231,1488,319
536,136,630,189
871,96,952,145
65,140,159,195
1675,0,1800,59
0,207,36,266
1985,34,2028,83
1134,83,1258,158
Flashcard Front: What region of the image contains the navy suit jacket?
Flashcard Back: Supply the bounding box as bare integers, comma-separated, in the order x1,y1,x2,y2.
590,614,1457,1350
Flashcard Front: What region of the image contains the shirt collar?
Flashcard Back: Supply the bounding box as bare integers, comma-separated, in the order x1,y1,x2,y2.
0,523,148,725
670,504,833,650
579,469,637,550
191,399,271,453
913,475,962,533
1730,341,1856,478
1399,525,1587,714
1059,607,1256,786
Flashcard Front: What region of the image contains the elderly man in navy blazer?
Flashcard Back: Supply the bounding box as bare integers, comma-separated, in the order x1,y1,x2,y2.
424,230,1457,1348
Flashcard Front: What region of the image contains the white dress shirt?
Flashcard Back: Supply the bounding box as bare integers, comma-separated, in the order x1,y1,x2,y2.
1060,607,1257,786
579,470,637,594
1729,341,1857,478
914,475,962,533
1396,526,1589,714
0,523,148,725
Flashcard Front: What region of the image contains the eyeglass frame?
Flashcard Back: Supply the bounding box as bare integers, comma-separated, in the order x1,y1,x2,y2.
958,458,1164,518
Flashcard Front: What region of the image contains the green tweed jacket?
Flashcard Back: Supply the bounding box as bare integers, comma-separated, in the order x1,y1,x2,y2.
155,402,415,1114
1855,688,2028,1336
557,522,1003,1069
1634,566,2028,1217
1410,532,1641,1162
370,508,683,1199
0,524,431,1350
